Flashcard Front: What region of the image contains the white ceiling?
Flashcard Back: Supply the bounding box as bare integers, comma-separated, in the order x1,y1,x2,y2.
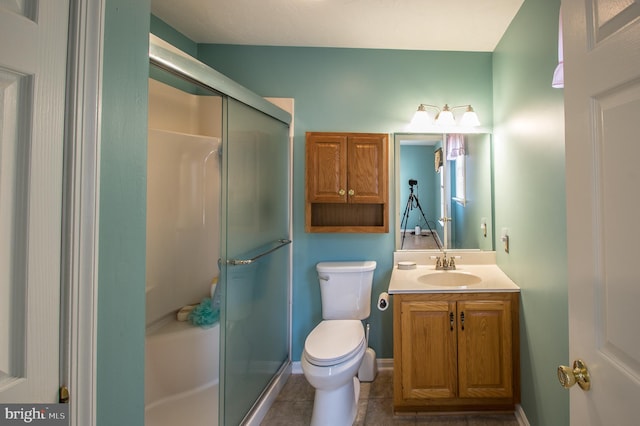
151,0,524,52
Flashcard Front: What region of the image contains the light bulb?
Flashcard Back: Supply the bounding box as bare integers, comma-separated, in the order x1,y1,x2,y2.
460,106,480,126
409,104,434,130
435,104,455,126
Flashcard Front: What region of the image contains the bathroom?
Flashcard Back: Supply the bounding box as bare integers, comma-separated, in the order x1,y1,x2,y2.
99,1,572,425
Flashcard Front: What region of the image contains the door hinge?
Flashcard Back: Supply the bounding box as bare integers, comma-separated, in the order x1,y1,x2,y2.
59,385,70,403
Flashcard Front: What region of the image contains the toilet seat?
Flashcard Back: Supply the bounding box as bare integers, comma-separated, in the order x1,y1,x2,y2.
304,320,365,367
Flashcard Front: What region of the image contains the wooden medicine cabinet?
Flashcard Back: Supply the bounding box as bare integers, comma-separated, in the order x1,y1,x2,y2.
305,132,389,233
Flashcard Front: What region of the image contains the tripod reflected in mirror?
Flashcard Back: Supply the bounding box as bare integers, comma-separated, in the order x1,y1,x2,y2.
400,179,442,250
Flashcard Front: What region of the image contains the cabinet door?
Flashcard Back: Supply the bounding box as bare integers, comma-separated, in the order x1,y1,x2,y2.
347,134,387,203
457,300,513,399
306,134,347,203
400,299,457,399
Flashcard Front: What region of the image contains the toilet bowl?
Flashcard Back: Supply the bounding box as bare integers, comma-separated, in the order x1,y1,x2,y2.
301,261,376,426
302,319,366,426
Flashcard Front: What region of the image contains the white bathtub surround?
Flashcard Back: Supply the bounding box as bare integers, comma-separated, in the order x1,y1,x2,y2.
145,77,223,425
145,319,219,426
145,127,221,326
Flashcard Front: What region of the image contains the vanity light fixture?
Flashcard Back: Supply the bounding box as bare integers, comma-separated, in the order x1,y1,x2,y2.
409,103,481,129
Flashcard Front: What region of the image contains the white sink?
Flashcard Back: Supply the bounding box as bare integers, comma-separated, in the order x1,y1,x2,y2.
387,254,521,294
418,271,482,287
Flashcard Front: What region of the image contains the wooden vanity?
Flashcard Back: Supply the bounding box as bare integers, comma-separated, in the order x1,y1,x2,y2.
388,257,520,414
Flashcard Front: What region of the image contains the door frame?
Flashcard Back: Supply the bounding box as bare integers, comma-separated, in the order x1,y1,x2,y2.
60,1,104,425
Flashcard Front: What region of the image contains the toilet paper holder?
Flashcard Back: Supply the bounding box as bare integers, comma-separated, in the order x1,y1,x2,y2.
377,292,390,311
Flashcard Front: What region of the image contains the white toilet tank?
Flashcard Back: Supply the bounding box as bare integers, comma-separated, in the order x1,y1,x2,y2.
316,261,377,320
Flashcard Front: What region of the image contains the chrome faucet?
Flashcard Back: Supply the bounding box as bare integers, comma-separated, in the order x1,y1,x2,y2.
435,252,457,270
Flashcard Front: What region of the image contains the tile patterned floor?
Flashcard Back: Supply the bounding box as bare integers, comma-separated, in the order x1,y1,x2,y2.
261,370,520,425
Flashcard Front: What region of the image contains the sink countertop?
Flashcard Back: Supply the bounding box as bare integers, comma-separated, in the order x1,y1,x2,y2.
388,263,520,294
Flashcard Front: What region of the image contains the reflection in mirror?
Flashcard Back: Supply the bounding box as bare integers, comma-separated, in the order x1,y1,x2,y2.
394,133,494,251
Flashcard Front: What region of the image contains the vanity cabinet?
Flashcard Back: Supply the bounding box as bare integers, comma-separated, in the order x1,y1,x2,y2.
393,292,520,413
305,132,388,233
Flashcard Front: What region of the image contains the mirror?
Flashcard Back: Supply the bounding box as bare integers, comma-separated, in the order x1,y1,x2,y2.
394,133,494,251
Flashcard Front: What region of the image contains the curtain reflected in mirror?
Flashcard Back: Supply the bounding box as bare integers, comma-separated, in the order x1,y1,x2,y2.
395,133,494,251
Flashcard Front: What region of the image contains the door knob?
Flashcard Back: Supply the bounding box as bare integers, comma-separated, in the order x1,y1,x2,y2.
557,359,591,391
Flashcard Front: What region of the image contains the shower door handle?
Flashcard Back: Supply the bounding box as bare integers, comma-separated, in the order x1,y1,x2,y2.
226,239,292,266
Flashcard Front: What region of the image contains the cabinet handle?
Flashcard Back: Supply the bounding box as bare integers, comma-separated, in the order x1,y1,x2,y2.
348,189,355,196
338,189,345,196
460,311,465,330
449,312,454,331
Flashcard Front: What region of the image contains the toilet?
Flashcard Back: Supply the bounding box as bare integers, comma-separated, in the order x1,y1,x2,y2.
301,260,377,426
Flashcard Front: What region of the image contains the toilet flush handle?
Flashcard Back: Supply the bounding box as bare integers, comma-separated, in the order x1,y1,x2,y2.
318,275,330,281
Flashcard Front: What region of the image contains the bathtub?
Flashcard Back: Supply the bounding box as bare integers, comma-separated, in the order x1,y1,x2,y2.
145,318,220,426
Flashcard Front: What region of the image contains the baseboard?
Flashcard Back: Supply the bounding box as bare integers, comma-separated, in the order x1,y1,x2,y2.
376,357,394,370
514,404,530,426
290,359,529,426
291,360,303,374
291,357,394,374
243,361,292,426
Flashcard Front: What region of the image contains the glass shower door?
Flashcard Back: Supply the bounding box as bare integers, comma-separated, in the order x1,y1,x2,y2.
219,98,291,425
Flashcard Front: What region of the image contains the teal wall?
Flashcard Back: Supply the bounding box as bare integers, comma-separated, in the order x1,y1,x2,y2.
150,14,197,57
98,1,149,425
451,134,494,251
492,1,569,425
196,45,494,361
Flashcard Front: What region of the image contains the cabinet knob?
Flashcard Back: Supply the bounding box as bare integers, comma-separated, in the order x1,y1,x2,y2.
348,189,355,196
338,189,345,196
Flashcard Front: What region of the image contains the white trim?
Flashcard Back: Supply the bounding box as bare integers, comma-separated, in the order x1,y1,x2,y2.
291,361,303,375
265,98,295,368
376,358,395,371
268,98,296,426
514,404,530,426
292,359,528,424
62,1,104,425
291,357,394,375
243,362,292,426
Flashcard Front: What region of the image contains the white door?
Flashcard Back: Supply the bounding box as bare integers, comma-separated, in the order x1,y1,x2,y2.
0,1,69,402
563,0,640,424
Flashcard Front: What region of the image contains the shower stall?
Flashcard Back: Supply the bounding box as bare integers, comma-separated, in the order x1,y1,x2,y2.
145,36,292,425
